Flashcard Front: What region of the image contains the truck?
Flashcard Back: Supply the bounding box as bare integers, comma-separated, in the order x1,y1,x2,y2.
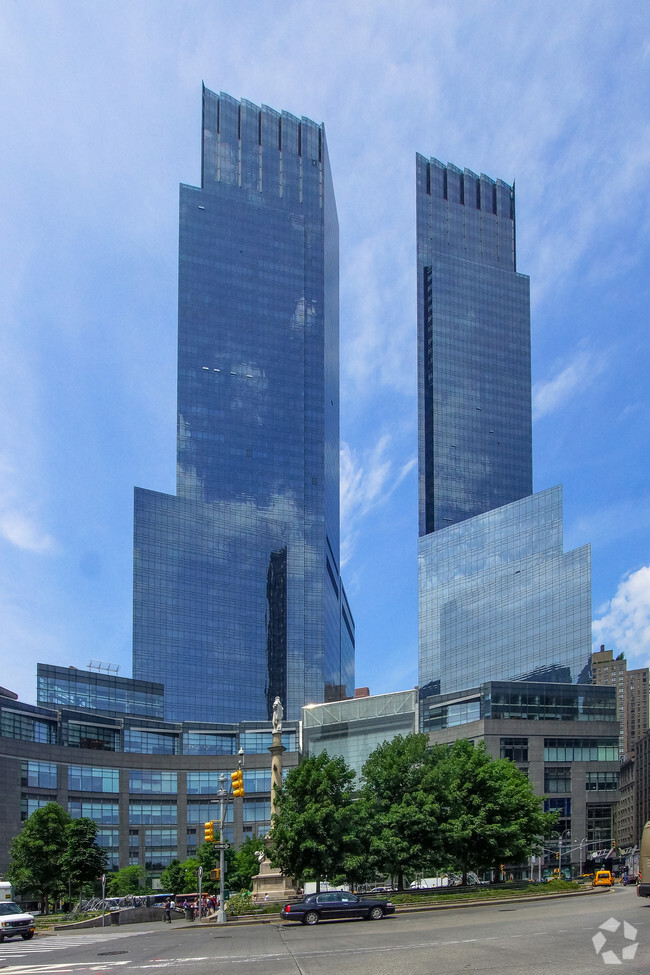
0,882,13,902
409,877,450,889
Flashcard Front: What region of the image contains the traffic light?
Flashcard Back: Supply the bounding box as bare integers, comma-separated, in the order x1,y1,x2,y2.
210,868,220,881
204,820,215,843
231,769,245,797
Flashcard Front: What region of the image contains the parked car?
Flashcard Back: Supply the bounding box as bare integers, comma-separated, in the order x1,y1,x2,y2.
281,890,395,925
593,870,614,887
0,903,36,942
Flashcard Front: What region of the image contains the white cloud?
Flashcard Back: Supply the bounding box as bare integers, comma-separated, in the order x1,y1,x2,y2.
0,509,54,554
593,566,650,670
533,347,608,420
340,437,416,566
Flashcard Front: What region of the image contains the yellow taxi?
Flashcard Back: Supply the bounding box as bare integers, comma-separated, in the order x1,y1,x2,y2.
593,870,613,887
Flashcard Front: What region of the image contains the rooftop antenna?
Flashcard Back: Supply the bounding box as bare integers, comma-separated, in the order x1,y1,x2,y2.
87,660,120,676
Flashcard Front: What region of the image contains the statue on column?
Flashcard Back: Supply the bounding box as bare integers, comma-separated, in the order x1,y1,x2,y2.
272,696,283,734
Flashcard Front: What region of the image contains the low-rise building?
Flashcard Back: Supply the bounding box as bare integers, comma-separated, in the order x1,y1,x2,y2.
0,677,299,881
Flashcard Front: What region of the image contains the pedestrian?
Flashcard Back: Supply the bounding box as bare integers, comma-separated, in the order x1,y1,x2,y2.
164,898,172,923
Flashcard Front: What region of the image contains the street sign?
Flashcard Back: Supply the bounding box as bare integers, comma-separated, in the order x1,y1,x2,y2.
197,866,203,879
214,843,230,850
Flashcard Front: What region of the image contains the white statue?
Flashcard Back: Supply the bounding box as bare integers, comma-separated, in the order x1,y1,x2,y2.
272,696,284,733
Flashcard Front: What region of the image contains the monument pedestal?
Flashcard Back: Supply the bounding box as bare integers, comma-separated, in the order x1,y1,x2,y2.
251,854,297,903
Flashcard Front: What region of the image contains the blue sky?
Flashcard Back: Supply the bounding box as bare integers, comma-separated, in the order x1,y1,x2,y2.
1,1,649,705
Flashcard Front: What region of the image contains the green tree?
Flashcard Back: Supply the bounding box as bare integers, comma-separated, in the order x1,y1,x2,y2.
358,734,447,889
7,802,71,912
195,841,235,895
269,752,358,888
435,739,557,883
61,818,108,906
106,865,150,896
159,860,187,898
228,836,267,892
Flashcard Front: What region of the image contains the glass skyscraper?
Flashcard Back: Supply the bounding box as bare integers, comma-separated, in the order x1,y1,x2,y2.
416,155,592,696
133,88,354,723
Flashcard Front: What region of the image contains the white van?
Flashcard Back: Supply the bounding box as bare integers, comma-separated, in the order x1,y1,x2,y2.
637,820,650,898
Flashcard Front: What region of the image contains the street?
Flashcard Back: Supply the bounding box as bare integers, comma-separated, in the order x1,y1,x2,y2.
1,888,648,974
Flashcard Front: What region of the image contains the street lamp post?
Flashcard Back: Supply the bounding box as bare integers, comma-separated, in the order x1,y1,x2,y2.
210,749,245,925
216,773,227,924
579,837,587,876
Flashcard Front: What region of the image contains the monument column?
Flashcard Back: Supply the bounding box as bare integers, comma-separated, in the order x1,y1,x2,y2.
250,698,297,902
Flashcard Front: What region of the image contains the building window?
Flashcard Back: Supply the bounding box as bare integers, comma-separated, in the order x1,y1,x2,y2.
68,766,119,793
69,800,119,824
544,768,571,793
21,761,57,790
186,771,228,795
128,770,177,794
66,723,120,751
585,771,619,791
543,739,618,762
243,770,272,794
544,797,571,817
20,796,54,820
500,738,528,763
2,709,55,743
587,805,613,847
144,829,177,870
182,732,236,756
129,801,177,826
239,731,296,753
123,730,179,755
242,798,271,825
186,802,233,825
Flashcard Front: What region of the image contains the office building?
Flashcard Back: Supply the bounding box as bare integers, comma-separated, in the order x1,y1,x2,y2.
303,682,619,877
133,89,354,723
591,645,649,757
0,677,299,878
416,156,592,695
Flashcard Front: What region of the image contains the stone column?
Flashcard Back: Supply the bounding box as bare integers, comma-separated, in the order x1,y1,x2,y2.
250,711,297,903
269,730,285,820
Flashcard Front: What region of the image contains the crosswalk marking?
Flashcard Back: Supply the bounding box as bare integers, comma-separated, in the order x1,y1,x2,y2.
0,929,144,957
0,963,129,974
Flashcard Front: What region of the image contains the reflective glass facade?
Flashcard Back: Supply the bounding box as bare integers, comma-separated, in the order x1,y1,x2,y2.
303,690,417,782
416,157,592,696
37,664,164,719
420,680,616,733
133,88,353,722
416,156,531,536
419,487,592,693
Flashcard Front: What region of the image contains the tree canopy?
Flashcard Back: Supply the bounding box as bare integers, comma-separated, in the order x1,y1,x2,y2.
269,735,557,889
7,803,72,911
61,817,108,899
269,752,359,886
357,733,447,888
433,738,556,882
106,865,150,896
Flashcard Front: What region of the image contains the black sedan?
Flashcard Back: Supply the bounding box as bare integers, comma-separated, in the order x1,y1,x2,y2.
281,890,395,925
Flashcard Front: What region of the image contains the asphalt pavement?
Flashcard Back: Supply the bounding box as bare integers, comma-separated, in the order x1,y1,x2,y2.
2,886,646,974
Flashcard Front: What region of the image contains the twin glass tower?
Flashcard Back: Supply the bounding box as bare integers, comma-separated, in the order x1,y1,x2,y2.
416,155,592,697
133,89,354,723
132,87,592,725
